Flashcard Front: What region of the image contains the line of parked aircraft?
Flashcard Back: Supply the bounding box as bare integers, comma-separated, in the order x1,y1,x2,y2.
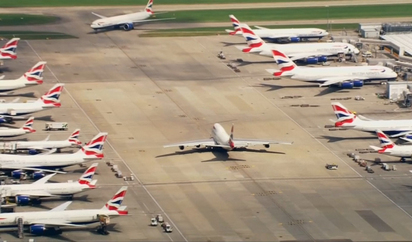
227,16,398,89
0,38,128,236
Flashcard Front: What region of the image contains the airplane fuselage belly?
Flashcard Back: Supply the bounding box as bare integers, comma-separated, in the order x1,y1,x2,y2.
384,147,412,158
6,183,86,197
92,12,152,29
0,129,25,137
0,154,87,168
0,103,43,115
16,141,73,150
0,80,26,91
292,66,396,82
0,209,118,227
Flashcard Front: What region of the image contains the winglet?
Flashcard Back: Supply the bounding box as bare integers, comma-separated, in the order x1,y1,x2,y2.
229,123,235,149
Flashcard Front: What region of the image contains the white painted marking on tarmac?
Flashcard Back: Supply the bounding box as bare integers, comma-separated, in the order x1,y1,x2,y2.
25,40,188,242
195,38,412,221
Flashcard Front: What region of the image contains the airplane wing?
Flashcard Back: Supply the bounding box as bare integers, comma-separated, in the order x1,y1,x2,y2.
318,76,365,87
164,139,218,148
32,173,55,185
234,139,293,148
91,12,107,19
10,98,19,103
50,201,72,212
0,166,66,174
254,26,269,30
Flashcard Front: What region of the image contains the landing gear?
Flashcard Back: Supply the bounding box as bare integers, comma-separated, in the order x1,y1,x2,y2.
400,157,406,162
97,215,109,235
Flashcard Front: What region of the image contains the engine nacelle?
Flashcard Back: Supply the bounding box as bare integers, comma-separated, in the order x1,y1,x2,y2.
16,195,31,205
264,144,270,148
339,82,354,89
30,224,46,235
195,145,201,148
305,57,318,64
352,80,364,87
28,149,39,155
11,170,26,179
317,56,328,62
179,145,184,150
122,23,134,31
289,37,300,42
32,171,45,180
0,116,12,124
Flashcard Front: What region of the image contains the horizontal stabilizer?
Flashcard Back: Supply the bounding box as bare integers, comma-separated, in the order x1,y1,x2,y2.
91,12,106,19
254,26,268,30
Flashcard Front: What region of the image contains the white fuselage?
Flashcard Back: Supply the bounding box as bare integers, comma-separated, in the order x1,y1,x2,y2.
0,102,46,115
1,182,91,197
0,209,119,227
259,42,360,57
380,146,412,158
338,117,412,135
290,66,397,82
0,152,92,168
0,128,27,137
0,79,32,92
91,12,151,29
12,140,77,150
236,28,328,39
211,123,231,149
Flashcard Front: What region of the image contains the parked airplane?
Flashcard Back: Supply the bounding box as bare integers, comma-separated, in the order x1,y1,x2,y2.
90,0,172,31
0,116,35,138
266,50,397,88
0,129,82,154
0,132,107,177
0,61,45,92
369,130,411,162
1,163,98,205
226,15,328,42
237,23,359,64
164,123,292,151
0,38,20,60
0,186,127,235
331,102,412,139
0,83,63,117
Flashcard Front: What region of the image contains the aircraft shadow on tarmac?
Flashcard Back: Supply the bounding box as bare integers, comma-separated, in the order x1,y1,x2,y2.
257,83,350,96
3,92,36,98
220,41,248,47
319,135,378,143
157,147,285,162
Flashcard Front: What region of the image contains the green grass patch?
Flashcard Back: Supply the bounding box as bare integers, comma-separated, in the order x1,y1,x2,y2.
140,23,358,37
0,14,59,26
0,31,77,40
161,4,412,22
1,0,333,8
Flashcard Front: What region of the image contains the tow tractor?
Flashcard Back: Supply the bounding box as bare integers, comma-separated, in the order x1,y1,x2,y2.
217,51,226,60
162,222,173,233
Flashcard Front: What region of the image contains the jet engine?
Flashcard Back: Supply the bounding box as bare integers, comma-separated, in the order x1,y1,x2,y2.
122,23,134,31
30,224,46,235
305,57,319,64
11,170,26,179
289,37,300,42
317,56,328,62
352,80,364,87
28,149,39,155
16,195,31,205
264,144,270,148
179,145,184,150
32,171,45,180
0,116,13,124
339,82,354,89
